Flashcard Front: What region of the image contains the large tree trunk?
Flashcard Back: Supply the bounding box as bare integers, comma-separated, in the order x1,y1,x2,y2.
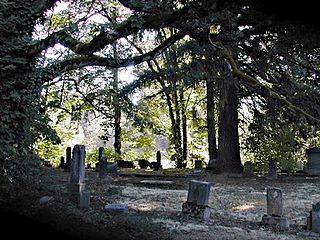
180,89,188,167
0,0,54,180
206,78,218,167
172,80,183,168
217,77,243,173
112,42,121,157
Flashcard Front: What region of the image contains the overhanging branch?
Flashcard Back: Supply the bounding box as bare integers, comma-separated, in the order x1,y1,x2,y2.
218,43,320,124
44,31,186,81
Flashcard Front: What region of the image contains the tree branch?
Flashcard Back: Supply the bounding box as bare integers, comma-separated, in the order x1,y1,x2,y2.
44,31,186,81
29,2,196,56
218,43,320,124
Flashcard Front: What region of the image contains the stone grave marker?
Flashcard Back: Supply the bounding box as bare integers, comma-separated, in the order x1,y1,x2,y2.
68,145,90,208
58,156,65,169
64,146,72,170
267,158,277,178
243,161,255,177
182,180,211,220
194,160,202,170
306,148,320,175
98,147,107,178
105,204,128,213
262,188,289,230
312,202,320,233
156,150,162,170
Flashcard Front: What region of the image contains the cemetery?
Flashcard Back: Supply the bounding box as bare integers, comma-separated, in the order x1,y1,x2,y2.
1,1,320,240
2,145,320,239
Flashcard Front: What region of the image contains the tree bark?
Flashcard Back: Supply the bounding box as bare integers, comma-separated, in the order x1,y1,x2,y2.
206,78,218,165
112,42,121,157
180,89,188,167
217,77,243,173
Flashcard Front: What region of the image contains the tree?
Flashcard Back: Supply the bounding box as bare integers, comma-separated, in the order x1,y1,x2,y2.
1,0,320,181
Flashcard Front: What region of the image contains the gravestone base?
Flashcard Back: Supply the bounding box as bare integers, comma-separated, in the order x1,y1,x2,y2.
105,204,128,214
181,202,211,221
68,192,90,209
68,183,85,193
262,214,289,230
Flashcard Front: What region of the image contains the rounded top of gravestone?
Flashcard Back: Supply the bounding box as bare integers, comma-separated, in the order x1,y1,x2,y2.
307,147,320,154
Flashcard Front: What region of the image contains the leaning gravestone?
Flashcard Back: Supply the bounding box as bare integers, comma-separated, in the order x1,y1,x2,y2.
68,145,90,208
262,188,289,230
182,180,211,220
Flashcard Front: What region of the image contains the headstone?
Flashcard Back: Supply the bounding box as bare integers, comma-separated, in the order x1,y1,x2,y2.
106,162,118,173
207,158,218,173
312,202,320,233
306,148,320,175
98,147,107,178
243,161,255,177
68,145,90,208
262,188,289,230
182,180,211,220
156,150,162,170
194,160,202,170
268,158,277,178
267,188,283,216
58,156,65,169
138,159,150,169
64,146,72,170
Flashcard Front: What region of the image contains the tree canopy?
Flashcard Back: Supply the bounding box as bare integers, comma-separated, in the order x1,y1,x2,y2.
1,0,320,180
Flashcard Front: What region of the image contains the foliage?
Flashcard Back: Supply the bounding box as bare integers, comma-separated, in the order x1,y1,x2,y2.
244,111,305,171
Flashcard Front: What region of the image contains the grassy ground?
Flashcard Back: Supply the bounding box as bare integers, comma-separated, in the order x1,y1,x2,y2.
1,166,320,240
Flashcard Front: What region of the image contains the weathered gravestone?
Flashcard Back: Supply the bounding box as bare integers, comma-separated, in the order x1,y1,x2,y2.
308,202,320,233
68,145,90,208
58,156,65,169
156,150,162,170
194,160,203,170
182,180,211,220
262,188,289,230
306,148,320,175
243,161,255,177
98,147,107,178
267,158,277,178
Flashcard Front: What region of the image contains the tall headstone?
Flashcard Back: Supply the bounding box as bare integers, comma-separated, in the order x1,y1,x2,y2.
312,202,320,233
156,150,162,169
262,188,289,230
69,145,86,192
65,146,72,170
68,145,90,208
182,180,211,220
98,147,107,178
